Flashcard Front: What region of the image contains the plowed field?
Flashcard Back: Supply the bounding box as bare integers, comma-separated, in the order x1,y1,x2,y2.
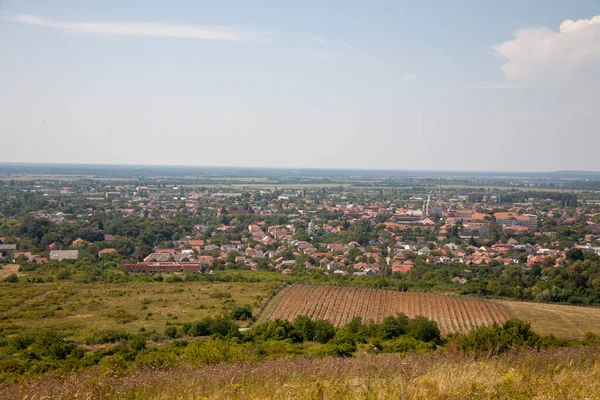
259,285,510,335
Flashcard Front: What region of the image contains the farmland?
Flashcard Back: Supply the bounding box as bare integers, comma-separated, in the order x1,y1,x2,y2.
259,285,510,335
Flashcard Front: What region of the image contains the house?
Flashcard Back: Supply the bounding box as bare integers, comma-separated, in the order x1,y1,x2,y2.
155,248,176,254
188,239,205,247
144,253,172,262
104,234,115,242
12,252,33,262
327,261,343,271
494,212,538,230
451,276,468,284
49,250,79,261
327,243,345,253
197,255,215,267
73,238,88,246
98,248,117,256
0,243,17,257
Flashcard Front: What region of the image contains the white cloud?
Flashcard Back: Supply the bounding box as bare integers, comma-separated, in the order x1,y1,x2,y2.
403,73,416,84
14,14,262,42
493,15,600,84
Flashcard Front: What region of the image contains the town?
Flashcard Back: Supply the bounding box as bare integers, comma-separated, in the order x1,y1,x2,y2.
0,167,597,304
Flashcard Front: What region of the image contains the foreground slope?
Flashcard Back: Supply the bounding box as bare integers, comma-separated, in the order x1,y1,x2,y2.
259,285,510,334
3,347,599,399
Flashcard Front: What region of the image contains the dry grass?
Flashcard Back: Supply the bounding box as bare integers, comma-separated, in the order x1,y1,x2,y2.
0,281,277,342
0,264,21,280
499,299,600,339
2,347,599,399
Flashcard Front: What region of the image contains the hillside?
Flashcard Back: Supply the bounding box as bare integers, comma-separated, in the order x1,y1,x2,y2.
3,347,599,399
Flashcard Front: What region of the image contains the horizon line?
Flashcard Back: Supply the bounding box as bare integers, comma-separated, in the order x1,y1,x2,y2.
0,161,598,175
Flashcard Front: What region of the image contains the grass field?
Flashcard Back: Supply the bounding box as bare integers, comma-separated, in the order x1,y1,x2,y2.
3,346,599,399
499,299,600,339
258,285,510,335
0,281,277,342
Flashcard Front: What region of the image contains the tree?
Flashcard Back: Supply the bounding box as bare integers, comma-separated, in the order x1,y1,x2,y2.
409,316,441,343
380,314,409,339
565,248,584,262
313,320,335,344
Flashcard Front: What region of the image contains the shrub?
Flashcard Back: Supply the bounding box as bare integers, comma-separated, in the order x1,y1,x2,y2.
104,309,138,324
99,354,129,376
135,349,177,369
583,331,600,346
130,336,146,351
450,319,540,356
313,320,335,344
248,319,302,343
183,338,251,365
409,316,441,344
165,325,179,339
56,268,72,280
319,331,356,357
293,315,315,341
3,273,19,283
230,305,253,321
380,314,410,339
85,330,131,345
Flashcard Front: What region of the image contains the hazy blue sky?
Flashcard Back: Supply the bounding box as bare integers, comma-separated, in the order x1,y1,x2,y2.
1,1,599,171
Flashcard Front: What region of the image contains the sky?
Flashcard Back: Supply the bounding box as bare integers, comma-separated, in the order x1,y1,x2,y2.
0,0,599,172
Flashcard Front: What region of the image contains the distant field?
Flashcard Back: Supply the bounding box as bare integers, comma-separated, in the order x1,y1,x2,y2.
499,299,600,339
258,285,509,335
440,184,596,193
0,281,277,342
194,183,351,189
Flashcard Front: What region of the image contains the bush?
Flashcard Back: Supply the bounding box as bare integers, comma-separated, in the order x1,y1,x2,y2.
409,316,441,344
165,325,179,339
99,354,129,376
380,314,410,339
85,330,131,345
293,315,315,341
56,268,72,280
450,319,540,356
230,305,253,321
104,309,138,324
183,338,251,365
319,331,356,357
313,320,335,344
130,336,146,351
3,273,19,283
382,336,436,353
186,316,238,338
583,331,600,346
248,319,303,343
135,348,177,369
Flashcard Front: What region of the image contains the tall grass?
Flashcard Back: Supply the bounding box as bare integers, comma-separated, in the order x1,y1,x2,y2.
3,346,600,399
